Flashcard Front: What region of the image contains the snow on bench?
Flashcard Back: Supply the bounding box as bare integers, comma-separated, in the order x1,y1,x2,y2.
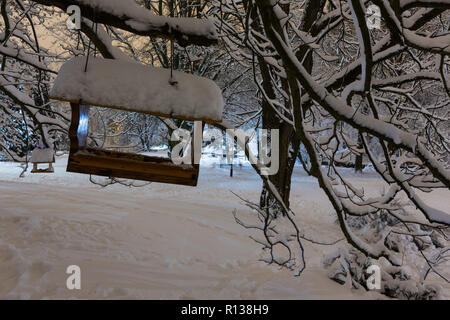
50,57,224,122
31,148,55,163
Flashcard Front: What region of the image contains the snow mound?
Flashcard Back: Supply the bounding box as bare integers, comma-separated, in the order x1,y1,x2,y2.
50,57,224,122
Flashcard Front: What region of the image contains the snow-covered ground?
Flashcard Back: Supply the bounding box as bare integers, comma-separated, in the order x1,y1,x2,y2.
0,156,448,299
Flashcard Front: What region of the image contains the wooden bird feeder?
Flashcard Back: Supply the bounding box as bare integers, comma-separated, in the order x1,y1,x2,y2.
49,57,224,186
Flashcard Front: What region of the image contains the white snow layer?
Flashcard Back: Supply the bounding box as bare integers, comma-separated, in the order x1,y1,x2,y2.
31,148,54,163
0,156,391,300
0,156,449,299
50,57,224,122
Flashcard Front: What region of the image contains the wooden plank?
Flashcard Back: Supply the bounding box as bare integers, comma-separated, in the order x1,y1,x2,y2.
31,165,54,173
67,148,199,186
67,162,198,186
69,102,81,153
31,169,54,173
70,153,197,179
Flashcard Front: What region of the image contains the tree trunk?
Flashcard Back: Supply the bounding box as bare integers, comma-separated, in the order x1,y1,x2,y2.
257,0,325,214
355,154,363,173
259,123,300,212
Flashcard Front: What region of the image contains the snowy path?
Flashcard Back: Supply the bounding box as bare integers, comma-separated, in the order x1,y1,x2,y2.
0,156,446,299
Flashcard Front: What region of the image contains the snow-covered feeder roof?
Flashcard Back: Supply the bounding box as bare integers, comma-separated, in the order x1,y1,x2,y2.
31,148,55,163
50,57,224,122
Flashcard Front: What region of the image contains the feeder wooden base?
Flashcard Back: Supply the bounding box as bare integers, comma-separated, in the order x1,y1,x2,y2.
31,162,54,173
67,148,199,186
